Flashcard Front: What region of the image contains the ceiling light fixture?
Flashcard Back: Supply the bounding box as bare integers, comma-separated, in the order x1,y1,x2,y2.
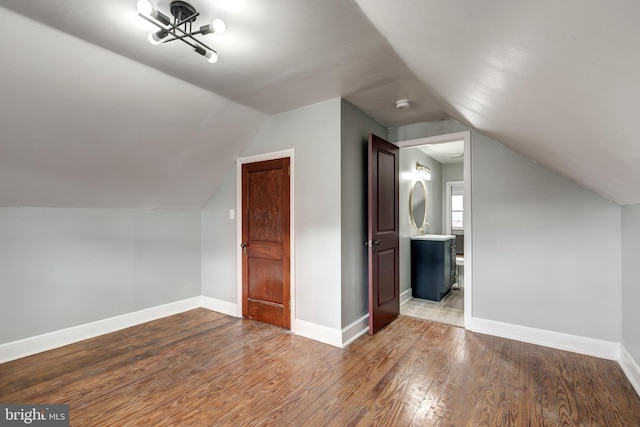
396,99,410,109
136,0,225,64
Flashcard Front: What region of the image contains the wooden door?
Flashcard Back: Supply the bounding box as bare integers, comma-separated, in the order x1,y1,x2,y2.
367,134,400,334
242,158,291,329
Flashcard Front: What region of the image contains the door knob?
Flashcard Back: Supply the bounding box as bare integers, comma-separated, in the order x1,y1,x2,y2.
240,241,247,254
365,240,381,253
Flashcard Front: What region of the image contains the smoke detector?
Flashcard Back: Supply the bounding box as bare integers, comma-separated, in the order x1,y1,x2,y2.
395,99,410,109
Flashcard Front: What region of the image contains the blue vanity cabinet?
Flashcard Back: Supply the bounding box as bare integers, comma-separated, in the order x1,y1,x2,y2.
411,236,456,301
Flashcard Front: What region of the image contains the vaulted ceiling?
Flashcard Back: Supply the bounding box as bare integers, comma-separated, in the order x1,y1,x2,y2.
1,0,638,207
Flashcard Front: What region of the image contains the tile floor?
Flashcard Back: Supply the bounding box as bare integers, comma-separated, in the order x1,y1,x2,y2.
400,287,464,328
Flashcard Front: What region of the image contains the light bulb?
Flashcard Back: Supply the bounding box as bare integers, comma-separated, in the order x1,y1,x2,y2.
205,51,218,64
212,19,226,34
137,0,153,16
148,31,166,45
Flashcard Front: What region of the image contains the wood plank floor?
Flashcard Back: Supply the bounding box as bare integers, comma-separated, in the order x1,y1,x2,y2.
1,309,639,426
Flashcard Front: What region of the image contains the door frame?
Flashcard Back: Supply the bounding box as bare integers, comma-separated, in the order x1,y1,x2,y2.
237,149,295,332
396,131,472,329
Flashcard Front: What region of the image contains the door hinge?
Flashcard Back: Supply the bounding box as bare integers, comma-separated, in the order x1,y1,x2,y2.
289,300,291,310
288,165,291,175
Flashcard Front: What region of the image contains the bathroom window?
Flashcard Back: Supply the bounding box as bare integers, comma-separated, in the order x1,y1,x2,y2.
445,181,464,233
451,194,463,230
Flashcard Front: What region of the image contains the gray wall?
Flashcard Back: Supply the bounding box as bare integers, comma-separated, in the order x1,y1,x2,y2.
339,100,388,328
622,204,640,362
201,98,343,330
399,148,442,296
0,207,201,344
4,107,628,352
392,119,622,342
472,132,621,341
201,167,238,303
442,162,464,184
390,120,469,142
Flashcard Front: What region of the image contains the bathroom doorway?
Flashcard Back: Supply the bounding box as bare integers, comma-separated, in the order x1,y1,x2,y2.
395,132,472,329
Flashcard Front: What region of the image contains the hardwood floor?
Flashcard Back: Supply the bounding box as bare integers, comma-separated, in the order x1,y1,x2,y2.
2,309,639,426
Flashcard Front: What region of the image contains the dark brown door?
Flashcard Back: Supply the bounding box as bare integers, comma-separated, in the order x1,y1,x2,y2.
368,134,400,334
242,158,291,329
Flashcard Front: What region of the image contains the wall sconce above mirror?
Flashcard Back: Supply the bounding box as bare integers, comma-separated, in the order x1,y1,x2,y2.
416,162,432,181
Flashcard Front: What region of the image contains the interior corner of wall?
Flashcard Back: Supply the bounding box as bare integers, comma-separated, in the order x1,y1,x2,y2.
620,344,640,398
293,318,343,348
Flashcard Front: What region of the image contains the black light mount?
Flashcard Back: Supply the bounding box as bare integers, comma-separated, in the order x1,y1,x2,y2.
170,1,198,23
136,0,225,63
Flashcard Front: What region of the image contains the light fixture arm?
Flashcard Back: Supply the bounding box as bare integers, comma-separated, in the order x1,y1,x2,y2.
163,27,215,44
138,11,218,55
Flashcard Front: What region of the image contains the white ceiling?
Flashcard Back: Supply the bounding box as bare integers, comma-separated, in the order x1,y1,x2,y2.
1,0,639,207
355,0,640,205
417,141,464,165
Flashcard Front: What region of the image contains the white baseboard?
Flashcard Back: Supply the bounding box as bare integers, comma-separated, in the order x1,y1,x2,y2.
4,298,637,401
293,319,342,348
198,298,346,349
0,297,200,364
400,288,412,305
620,345,640,397
342,314,369,347
200,296,241,318
8,298,630,392
469,317,620,360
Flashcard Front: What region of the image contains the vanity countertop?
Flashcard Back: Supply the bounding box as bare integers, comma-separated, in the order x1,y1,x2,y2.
410,234,455,241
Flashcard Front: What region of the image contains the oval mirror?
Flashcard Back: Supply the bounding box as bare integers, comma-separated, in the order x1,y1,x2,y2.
409,180,427,233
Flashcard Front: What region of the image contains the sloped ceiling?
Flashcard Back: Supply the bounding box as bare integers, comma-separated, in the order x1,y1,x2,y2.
1,0,639,207
355,0,640,205
0,0,445,208
0,7,268,208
